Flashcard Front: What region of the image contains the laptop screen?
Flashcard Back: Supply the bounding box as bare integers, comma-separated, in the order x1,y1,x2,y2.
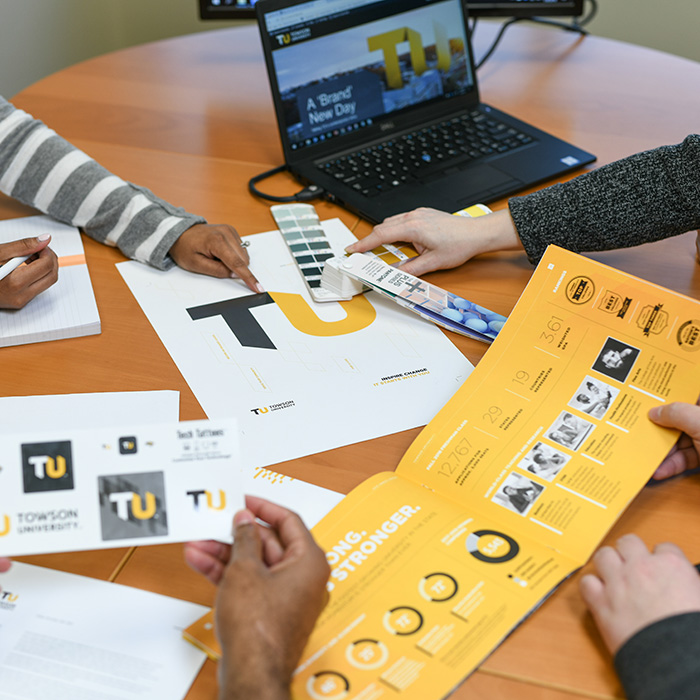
259,0,476,153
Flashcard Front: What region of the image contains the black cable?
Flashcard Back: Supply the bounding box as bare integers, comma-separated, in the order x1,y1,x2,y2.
474,0,596,71
248,164,326,203
575,0,598,28
475,17,524,70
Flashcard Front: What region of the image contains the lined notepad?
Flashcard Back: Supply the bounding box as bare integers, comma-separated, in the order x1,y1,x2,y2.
0,216,100,347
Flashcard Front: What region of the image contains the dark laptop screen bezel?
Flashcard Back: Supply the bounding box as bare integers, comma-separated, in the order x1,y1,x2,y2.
255,0,481,165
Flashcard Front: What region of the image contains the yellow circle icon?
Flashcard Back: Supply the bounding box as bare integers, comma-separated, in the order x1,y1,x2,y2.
345,639,389,670
383,606,424,635
306,671,350,700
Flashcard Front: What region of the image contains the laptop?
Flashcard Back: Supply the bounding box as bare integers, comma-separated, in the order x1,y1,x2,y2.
255,0,596,223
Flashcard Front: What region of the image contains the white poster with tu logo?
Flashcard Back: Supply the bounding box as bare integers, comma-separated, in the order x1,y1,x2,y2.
117,219,473,469
0,419,242,557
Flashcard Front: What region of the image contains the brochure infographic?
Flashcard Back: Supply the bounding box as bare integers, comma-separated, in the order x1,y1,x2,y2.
0,419,243,557
295,245,700,699
185,246,700,699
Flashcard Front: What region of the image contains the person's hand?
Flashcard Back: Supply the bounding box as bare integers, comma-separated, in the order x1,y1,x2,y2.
346,207,522,276
0,234,58,310
648,399,700,480
169,224,263,294
184,496,330,700
580,534,700,655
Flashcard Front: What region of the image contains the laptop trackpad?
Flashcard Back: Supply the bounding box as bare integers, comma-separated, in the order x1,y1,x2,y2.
423,164,520,205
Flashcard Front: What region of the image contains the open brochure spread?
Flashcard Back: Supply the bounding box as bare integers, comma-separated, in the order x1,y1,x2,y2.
185,246,700,699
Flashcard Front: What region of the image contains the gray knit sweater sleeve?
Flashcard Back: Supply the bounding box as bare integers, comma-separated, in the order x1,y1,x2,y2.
613,612,700,700
0,96,205,270
508,135,700,263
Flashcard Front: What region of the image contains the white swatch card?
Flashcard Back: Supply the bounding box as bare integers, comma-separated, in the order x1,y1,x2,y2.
0,562,208,700
0,419,243,557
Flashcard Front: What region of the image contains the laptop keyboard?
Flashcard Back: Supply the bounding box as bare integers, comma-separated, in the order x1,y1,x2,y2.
318,109,535,198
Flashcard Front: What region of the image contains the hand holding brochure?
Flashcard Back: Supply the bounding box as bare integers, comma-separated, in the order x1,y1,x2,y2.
185,245,700,698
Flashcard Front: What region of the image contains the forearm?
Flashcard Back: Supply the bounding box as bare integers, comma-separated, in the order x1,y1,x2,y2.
0,96,204,270
614,612,700,700
508,135,700,263
218,641,292,700
219,672,290,700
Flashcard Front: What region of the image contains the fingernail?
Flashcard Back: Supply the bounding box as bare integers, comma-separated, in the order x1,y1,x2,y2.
648,406,661,420
233,509,255,527
255,283,265,293
345,244,355,252
38,233,50,241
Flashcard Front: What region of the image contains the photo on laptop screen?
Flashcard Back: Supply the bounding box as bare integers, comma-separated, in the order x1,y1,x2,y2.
267,1,474,150
257,0,596,222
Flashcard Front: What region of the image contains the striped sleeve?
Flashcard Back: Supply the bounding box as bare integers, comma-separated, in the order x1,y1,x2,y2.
0,96,206,270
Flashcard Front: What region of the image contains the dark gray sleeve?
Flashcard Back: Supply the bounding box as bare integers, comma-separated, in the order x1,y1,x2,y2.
508,135,700,263
0,96,205,270
613,612,700,700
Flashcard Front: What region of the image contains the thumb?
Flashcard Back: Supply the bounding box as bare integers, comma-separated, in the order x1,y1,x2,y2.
649,402,700,439
230,508,263,564
0,234,51,262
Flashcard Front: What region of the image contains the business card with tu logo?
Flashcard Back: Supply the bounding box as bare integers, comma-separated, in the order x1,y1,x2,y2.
0,419,242,557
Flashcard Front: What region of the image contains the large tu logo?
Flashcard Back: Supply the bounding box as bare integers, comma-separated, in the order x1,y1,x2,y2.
108,491,157,521
98,472,168,541
21,441,74,493
367,22,454,90
187,292,375,350
187,490,227,511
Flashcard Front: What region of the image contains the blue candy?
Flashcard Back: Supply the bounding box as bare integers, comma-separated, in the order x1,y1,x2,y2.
440,308,464,323
473,304,493,315
464,317,489,333
452,297,472,311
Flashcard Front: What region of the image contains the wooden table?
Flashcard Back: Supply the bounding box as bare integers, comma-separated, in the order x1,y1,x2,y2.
4,21,700,700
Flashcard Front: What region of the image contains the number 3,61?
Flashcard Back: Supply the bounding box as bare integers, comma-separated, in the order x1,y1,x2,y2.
540,315,563,343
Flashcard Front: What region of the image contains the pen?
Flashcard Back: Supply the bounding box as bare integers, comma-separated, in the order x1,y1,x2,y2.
0,255,31,282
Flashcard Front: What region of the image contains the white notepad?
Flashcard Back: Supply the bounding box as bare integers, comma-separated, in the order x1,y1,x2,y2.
0,216,100,347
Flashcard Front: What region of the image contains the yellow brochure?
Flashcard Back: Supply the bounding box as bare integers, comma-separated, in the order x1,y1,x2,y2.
293,245,700,700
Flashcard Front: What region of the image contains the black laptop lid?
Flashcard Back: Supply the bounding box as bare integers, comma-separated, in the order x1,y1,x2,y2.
256,0,479,164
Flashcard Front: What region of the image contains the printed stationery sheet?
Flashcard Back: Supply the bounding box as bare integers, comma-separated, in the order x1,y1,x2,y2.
0,419,243,557
117,219,473,469
0,562,207,700
291,246,700,700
